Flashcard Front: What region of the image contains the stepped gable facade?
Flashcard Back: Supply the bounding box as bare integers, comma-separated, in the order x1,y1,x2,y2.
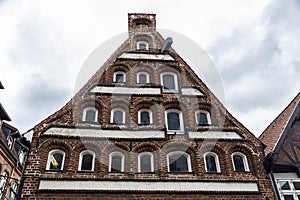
22,14,275,199
260,92,300,200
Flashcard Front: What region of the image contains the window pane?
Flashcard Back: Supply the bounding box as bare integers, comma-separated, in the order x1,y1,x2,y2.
111,155,122,172
163,74,175,90
233,155,245,172
50,153,63,170
113,111,123,124
140,111,150,125
206,155,217,172
115,74,124,83
283,195,294,200
293,182,300,190
81,154,93,171
169,154,188,172
140,154,152,172
85,110,96,122
167,112,180,130
138,43,147,50
197,112,208,125
279,181,291,190
139,74,147,83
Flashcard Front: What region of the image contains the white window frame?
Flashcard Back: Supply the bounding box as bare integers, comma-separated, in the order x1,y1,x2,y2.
138,109,153,125
110,108,126,124
113,71,126,83
204,152,221,173
167,151,192,173
7,136,13,149
195,110,211,125
82,107,98,122
46,149,65,171
9,181,17,200
138,152,154,173
165,109,184,133
136,41,149,51
0,171,8,197
231,152,249,172
78,150,95,172
160,72,179,93
276,179,300,200
109,151,125,172
137,71,150,84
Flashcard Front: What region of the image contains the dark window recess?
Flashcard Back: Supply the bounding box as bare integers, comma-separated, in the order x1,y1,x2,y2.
163,74,175,90
113,111,123,124
233,155,245,172
139,74,147,83
293,182,300,190
140,154,152,172
81,154,93,171
111,155,122,172
135,19,150,26
283,195,294,200
167,112,180,130
50,153,63,170
85,110,96,122
279,181,291,190
115,74,124,83
197,112,208,125
205,155,217,173
138,43,147,50
140,111,150,125
169,154,188,172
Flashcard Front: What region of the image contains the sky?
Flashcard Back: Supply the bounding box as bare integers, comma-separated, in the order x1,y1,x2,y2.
0,0,299,137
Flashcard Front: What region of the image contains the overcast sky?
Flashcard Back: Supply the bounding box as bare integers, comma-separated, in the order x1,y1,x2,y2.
0,0,299,137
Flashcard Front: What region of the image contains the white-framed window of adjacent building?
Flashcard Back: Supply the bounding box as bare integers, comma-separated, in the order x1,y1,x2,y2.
109,152,124,173
113,71,126,83
277,179,300,200
46,149,65,171
232,152,249,172
167,151,192,172
161,72,178,93
138,152,154,173
7,136,13,149
165,109,184,133
195,110,211,125
204,152,221,173
78,150,95,172
110,108,125,124
137,72,150,84
136,41,149,51
138,109,153,125
9,181,17,200
0,171,8,197
82,107,98,123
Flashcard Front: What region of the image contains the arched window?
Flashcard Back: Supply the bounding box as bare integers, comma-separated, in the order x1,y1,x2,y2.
138,152,154,173
111,108,125,124
167,152,191,172
138,109,153,125
232,152,249,172
82,107,98,122
0,171,8,197
136,41,149,51
161,72,178,93
78,150,95,172
195,110,211,125
46,149,65,171
137,72,150,84
109,152,124,172
9,181,17,200
113,71,126,83
204,152,221,173
165,109,184,133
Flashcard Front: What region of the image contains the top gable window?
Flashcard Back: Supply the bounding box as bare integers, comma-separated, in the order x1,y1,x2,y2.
137,72,150,84
195,110,211,125
83,107,98,123
137,41,149,51
135,19,151,26
113,71,126,83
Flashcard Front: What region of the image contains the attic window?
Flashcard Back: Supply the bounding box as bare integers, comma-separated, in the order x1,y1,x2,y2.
137,41,149,51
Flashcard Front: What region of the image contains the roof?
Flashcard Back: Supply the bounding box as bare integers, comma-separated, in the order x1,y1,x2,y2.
259,92,300,155
0,103,11,121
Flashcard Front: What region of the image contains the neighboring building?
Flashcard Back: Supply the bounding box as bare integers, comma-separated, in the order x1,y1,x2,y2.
0,82,28,200
260,93,300,200
22,14,275,199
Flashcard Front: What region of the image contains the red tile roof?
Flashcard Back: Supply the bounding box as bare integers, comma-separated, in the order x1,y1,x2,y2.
259,92,300,155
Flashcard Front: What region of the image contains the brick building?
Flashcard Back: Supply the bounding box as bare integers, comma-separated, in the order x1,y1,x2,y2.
260,92,300,200
22,14,275,199
0,82,29,200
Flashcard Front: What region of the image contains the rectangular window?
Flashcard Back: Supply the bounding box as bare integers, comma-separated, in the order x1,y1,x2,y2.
167,112,180,130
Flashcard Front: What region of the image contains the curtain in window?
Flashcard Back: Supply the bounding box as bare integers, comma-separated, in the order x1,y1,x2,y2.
205,155,217,172
139,74,147,83
197,112,208,125
81,154,93,171
113,111,123,124
50,153,63,170
85,110,96,122
233,155,245,172
140,111,150,125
